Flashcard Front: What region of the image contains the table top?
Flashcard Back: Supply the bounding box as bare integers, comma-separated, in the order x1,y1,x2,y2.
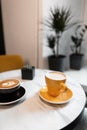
0,69,86,130
65,66,87,87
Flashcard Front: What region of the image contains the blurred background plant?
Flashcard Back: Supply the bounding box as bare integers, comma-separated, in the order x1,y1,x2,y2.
47,35,56,55
71,24,87,54
44,6,78,71
45,7,74,57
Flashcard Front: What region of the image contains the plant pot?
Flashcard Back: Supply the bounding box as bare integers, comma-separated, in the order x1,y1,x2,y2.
48,55,66,72
70,54,84,70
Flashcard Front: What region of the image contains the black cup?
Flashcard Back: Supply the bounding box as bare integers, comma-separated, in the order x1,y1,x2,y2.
0,79,20,94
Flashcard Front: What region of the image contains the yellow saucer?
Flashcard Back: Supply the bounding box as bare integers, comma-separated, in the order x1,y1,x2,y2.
39,87,73,104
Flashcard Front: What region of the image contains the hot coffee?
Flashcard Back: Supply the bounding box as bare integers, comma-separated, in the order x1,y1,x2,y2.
0,79,20,94
46,72,66,80
45,71,67,97
0,79,20,89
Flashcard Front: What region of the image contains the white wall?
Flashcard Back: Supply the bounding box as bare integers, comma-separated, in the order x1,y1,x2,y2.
1,0,87,69
2,0,42,68
42,0,87,69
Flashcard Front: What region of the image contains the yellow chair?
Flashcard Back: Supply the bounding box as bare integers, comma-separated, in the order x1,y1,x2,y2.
0,54,24,72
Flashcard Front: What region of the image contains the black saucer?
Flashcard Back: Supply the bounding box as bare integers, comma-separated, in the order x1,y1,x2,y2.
0,86,26,105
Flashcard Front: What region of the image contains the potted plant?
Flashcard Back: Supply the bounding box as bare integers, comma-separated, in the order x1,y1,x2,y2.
70,24,87,70
45,7,76,71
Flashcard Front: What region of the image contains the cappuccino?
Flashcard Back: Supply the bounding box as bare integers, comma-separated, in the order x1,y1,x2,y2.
45,71,66,97
0,79,20,89
46,72,66,80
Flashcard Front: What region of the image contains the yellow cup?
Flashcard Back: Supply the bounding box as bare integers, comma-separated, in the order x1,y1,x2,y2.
45,71,67,97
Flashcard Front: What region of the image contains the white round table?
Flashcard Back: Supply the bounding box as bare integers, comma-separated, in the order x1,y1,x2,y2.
0,69,86,130
65,66,87,93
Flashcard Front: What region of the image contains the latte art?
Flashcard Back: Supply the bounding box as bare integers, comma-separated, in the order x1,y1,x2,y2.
0,79,20,89
2,81,16,88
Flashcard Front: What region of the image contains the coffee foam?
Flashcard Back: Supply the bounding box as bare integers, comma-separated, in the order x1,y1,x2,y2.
0,79,19,89
46,72,66,80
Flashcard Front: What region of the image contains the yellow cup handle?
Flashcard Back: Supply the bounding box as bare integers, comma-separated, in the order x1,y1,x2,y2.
59,82,67,93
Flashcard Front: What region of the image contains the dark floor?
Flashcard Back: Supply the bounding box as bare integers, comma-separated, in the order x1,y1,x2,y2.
85,92,87,107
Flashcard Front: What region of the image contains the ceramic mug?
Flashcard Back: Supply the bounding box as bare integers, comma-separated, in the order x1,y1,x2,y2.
45,71,67,97
0,79,20,94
